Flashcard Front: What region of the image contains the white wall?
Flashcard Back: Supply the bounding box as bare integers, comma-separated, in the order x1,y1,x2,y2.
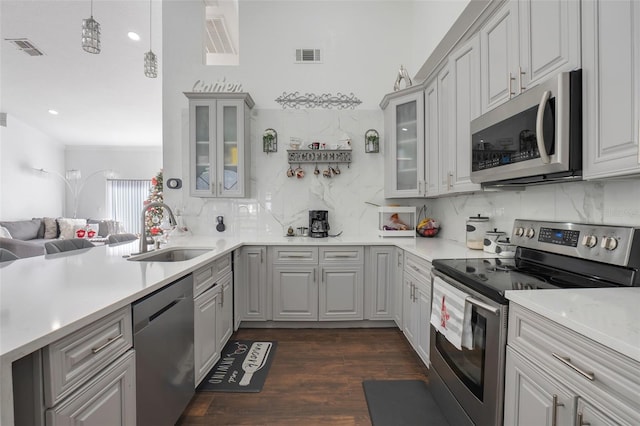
0,114,65,220
162,0,467,235
65,146,162,219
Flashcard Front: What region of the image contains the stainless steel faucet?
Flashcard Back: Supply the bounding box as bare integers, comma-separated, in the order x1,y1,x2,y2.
140,202,177,254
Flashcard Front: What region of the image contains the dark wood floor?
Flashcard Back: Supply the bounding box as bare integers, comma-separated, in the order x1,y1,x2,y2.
177,327,430,426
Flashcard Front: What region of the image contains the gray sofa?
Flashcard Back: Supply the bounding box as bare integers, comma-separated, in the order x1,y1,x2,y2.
0,218,122,259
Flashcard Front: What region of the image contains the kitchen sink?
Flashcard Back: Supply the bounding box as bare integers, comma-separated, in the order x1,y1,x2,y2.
127,248,212,262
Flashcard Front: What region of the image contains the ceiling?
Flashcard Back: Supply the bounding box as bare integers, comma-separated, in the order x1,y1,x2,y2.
1,0,163,147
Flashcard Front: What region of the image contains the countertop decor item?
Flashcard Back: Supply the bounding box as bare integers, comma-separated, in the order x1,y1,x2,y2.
466,214,491,250
275,91,362,110
378,206,416,237
365,129,380,153
263,128,277,153
416,205,440,238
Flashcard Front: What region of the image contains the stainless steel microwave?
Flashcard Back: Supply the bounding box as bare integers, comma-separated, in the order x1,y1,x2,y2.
470,70,582,186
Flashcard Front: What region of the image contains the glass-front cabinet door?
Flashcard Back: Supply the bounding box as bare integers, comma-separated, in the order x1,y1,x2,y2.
381,87,425,198
186,93,254,198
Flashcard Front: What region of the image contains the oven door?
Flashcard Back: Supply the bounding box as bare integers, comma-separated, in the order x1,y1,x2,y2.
429,271,508,426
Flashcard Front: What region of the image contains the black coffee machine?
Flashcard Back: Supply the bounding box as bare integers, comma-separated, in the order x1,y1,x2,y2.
309,210,329,238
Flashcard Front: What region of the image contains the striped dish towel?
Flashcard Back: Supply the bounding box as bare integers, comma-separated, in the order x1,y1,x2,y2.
430,276,473,350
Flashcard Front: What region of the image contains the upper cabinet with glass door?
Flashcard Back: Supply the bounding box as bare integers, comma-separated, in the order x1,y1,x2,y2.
380,86,425,198
184,92,254,198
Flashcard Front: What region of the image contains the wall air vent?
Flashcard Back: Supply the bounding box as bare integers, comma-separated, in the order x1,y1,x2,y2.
5,38,44,56
295,48,322,64
205,17,236,54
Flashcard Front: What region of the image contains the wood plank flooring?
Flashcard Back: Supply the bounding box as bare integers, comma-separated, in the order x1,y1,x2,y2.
177,328,430,426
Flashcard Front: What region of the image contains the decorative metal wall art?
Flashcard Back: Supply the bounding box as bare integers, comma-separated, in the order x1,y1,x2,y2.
393,65,412,91
263,128,277,153
287,149,351,165
275,92,362,110
365,129,380,153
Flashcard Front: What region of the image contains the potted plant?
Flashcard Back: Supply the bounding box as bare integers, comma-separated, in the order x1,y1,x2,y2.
263,128,277,153
365,129,379,153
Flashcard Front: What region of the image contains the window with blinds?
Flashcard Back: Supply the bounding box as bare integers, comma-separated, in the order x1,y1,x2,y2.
106,179,151,235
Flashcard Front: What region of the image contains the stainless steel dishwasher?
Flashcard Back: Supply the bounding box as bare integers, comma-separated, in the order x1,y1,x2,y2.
133,274,194,426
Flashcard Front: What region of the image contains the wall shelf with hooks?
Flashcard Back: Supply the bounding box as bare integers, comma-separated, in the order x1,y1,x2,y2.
287,149,352,165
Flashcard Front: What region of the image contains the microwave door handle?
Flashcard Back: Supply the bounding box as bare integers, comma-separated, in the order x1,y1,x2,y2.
536,90,552,164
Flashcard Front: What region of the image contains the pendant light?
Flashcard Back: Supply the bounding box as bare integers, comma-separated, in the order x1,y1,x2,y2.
144,0,158,78
81,0,101,54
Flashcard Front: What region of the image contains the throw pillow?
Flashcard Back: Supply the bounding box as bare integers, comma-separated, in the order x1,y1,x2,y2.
0,226,12,239
57,218,87,240
86,224,99,238
43,217,58,239
0,219,41,240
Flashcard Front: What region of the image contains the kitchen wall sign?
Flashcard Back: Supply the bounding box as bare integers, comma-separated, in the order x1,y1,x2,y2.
191,78,243,93
275,91,362,110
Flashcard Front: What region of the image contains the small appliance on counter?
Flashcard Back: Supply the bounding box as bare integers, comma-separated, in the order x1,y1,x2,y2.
309,210,329,238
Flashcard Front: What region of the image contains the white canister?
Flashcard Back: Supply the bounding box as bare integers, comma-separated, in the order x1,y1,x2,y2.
466,215,491,250
496,237,517,258
483,229,506,253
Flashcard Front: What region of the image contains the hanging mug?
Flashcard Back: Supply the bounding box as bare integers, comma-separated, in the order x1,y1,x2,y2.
295,167,305,179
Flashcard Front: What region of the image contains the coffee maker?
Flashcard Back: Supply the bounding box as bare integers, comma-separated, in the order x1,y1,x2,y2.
309,210,329,238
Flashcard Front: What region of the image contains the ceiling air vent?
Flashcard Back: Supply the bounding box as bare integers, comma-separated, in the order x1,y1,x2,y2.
5,38,44,56
295,48,322,64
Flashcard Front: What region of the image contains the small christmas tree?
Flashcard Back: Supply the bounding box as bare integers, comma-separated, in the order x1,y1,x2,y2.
143,170,164,237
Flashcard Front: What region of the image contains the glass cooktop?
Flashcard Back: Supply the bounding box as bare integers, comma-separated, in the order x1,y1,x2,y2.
432,257,621,304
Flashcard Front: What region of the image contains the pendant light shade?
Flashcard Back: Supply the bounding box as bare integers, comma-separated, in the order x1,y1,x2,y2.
144,51,158,78
82,0,101,54
144,0,158,78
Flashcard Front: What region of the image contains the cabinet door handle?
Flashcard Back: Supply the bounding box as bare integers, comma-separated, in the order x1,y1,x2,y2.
509,72,516,97
577,412,590,426
519,66,526,92
327,254,352,258
220,287,224,306
411,265,420,273
260,249,263,263
313,268,316,282
321,267,324,282
637,119,639,164
447,172,453,191
552,353,595,381
284,254,308,258
397,253,402,268
551,394,564,426
411,283,416,302
92,333,123,354
219,182,222,194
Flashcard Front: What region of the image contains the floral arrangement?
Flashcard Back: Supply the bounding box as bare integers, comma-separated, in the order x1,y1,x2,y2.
144,170,164,236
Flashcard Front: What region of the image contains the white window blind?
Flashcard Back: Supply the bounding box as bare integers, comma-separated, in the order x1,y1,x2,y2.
106,179,151,235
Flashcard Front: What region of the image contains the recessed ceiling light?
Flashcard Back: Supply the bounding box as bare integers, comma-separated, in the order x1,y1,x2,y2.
128,32,140,41
48,109,59,115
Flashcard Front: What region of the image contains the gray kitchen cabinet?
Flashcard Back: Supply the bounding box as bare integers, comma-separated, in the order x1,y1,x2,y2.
271,246,318,321
185,92,254,198
402,253,432,366
319,247,364,321
13,307,136,426
270,246,366,322
364,246,396,321
193,254,234,386
480,0,580,114
46,350,136,426
236,246,268,322
272,265,318,321
582,0,640,179
393,249,404,328
380,86,425,198
504,303,640,425
194,283,220,385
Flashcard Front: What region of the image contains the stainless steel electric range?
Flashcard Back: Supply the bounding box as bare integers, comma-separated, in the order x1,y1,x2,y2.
430,219,640,426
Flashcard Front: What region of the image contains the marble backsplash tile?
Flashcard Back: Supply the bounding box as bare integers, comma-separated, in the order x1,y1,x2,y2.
175,108,640,242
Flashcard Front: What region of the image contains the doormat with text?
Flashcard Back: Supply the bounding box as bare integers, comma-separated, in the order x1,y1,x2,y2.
197,340,277,392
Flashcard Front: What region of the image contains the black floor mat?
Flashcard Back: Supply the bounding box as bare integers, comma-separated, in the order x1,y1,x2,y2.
363,380,450,426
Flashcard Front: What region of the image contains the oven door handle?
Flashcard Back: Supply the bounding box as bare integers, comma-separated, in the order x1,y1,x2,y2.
536,90,552,164
466,297,500,315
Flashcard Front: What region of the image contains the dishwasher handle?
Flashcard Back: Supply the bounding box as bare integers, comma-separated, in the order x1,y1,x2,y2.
135,296,185,333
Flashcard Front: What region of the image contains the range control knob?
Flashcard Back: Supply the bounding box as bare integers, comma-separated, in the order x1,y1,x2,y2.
601,236,618,251
525,228,535,239
582,235,598,248
514,227,525,237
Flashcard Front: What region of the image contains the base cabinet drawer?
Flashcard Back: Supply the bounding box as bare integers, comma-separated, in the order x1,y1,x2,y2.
45,350,136,426
43,306,133,407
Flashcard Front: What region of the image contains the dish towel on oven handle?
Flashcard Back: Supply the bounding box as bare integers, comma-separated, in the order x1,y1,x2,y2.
430,276,473,350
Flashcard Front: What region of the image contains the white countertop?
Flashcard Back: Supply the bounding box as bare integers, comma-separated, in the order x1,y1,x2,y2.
506,288,640,363
0,233,482,361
